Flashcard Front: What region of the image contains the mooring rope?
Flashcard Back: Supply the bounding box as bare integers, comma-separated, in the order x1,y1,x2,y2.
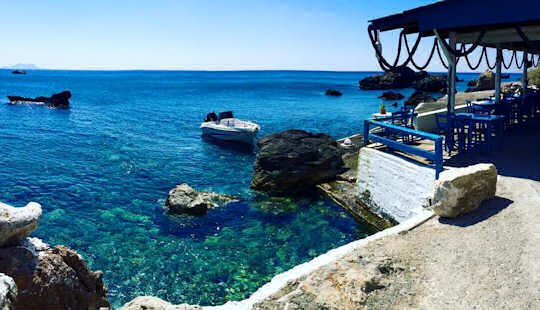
404,37,438,70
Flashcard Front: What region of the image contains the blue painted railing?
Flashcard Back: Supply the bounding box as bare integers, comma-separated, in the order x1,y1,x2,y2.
364,120,444,179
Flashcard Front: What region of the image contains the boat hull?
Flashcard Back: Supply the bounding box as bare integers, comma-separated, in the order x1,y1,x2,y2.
201,126,258,144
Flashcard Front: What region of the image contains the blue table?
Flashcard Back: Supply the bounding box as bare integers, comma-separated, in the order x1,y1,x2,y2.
455,113,505,155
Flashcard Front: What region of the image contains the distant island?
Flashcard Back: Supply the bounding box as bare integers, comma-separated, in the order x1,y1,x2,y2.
3,63,40,70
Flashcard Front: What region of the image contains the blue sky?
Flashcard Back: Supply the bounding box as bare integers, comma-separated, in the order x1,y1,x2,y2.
0,0,520,72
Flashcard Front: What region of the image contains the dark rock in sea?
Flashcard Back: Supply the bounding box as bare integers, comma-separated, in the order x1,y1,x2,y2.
411,74,447,93
0,237,109,310
466,70,495,92
392,102,398,107
7,90,71,109
467,79,478,87
359,67,427,90
456,76,464,82
164,183,236,216
501,73,510,79
11,70,26,75
325,89,342,96
251,130,345,195
378,91,404,101
405,91,436,106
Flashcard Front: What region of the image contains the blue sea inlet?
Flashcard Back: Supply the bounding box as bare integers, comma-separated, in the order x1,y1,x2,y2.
0,70,516,308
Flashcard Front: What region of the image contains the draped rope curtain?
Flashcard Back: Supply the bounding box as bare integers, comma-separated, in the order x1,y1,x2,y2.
367,26,540,72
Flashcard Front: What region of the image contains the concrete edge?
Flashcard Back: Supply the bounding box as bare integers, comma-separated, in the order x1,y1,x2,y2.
206,210,436,310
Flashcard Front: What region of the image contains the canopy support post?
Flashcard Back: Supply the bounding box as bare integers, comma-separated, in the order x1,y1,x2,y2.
495,48,502,104
435,30,457,115
522,52,528,106
374,30,383,67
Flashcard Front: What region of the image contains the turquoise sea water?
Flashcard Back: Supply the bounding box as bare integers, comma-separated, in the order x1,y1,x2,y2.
0,70,521,308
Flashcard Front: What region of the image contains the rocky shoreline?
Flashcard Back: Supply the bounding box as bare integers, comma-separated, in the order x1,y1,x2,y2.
0,202,109,310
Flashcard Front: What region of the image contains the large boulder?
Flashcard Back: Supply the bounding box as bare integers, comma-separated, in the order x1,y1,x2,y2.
120,296,201,310
404,91,436,106
0,274,16,310
251,130,345,195
432,164,497,218
466,70,495,92
164,183,236,216
0,202,41,247
411,74,447,93
0,237,109,310
49,91,71,108
378,91,404,101
7,90,71,109
359,67,426,90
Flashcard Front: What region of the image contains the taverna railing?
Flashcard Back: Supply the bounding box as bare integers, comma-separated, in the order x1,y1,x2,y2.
363,120,444,179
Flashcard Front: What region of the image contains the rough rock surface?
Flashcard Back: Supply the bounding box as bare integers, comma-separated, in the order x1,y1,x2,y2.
466,70,495,92
0,274,16,310
7,90,71,108
325,89,342,96
164,183,236,215
0,237,109,310
410,74,447,93
251,130,344,194
378,91,404,101
404,90,436,106
120,296,202,310
0,202,41,247
433,164,497,218
359,67,426,90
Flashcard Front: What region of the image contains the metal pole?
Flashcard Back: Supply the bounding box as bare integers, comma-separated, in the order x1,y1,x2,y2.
495,48,502,104
447,32,457,115
523,52,528,106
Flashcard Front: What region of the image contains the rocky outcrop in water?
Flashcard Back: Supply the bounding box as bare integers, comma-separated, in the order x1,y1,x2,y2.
404,91,436,106
466,70,495,92
119,296,201,310
0,274,16,310
378,91,404,100
359,67,426,90
164,183,236,216
410,74,447,93
325,89,342,96
251,130,344,195
7,90,71,108
433,164,497,218
0,202,41,247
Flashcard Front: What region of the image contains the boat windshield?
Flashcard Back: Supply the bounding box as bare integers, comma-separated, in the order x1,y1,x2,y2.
218,111,234,120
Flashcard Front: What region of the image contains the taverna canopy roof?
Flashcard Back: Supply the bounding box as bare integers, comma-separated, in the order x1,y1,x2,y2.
369,0,540,54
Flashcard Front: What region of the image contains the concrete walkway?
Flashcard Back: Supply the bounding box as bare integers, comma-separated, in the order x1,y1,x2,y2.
252,175,540,309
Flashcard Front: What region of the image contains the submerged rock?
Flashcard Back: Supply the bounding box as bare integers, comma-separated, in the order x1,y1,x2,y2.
120,296,201,310
0,202,41,247
251,130,344,195
164,183,236,216
404,91,436,106
0,237,109,310
378,91,404,101
325,89,342,96
0,274,16,310
7,90,71,108
433,164,497,218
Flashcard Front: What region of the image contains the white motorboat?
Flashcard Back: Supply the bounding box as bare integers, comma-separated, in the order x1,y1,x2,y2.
200,111,260,144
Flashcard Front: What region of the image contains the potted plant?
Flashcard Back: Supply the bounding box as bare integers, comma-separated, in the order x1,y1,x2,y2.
380,103,386,115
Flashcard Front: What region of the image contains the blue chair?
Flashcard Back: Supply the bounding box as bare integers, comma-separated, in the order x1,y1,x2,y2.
435,113,454,152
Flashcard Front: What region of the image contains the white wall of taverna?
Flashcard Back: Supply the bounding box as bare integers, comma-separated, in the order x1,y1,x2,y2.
356,147,436,222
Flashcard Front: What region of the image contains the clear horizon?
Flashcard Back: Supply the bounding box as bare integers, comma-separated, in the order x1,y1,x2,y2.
0,0,525,73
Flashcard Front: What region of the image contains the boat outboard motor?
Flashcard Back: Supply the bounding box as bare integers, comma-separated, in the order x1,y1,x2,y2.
205,112,218,122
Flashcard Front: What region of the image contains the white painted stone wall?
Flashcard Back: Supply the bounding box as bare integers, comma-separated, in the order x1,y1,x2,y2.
356,147,436,222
